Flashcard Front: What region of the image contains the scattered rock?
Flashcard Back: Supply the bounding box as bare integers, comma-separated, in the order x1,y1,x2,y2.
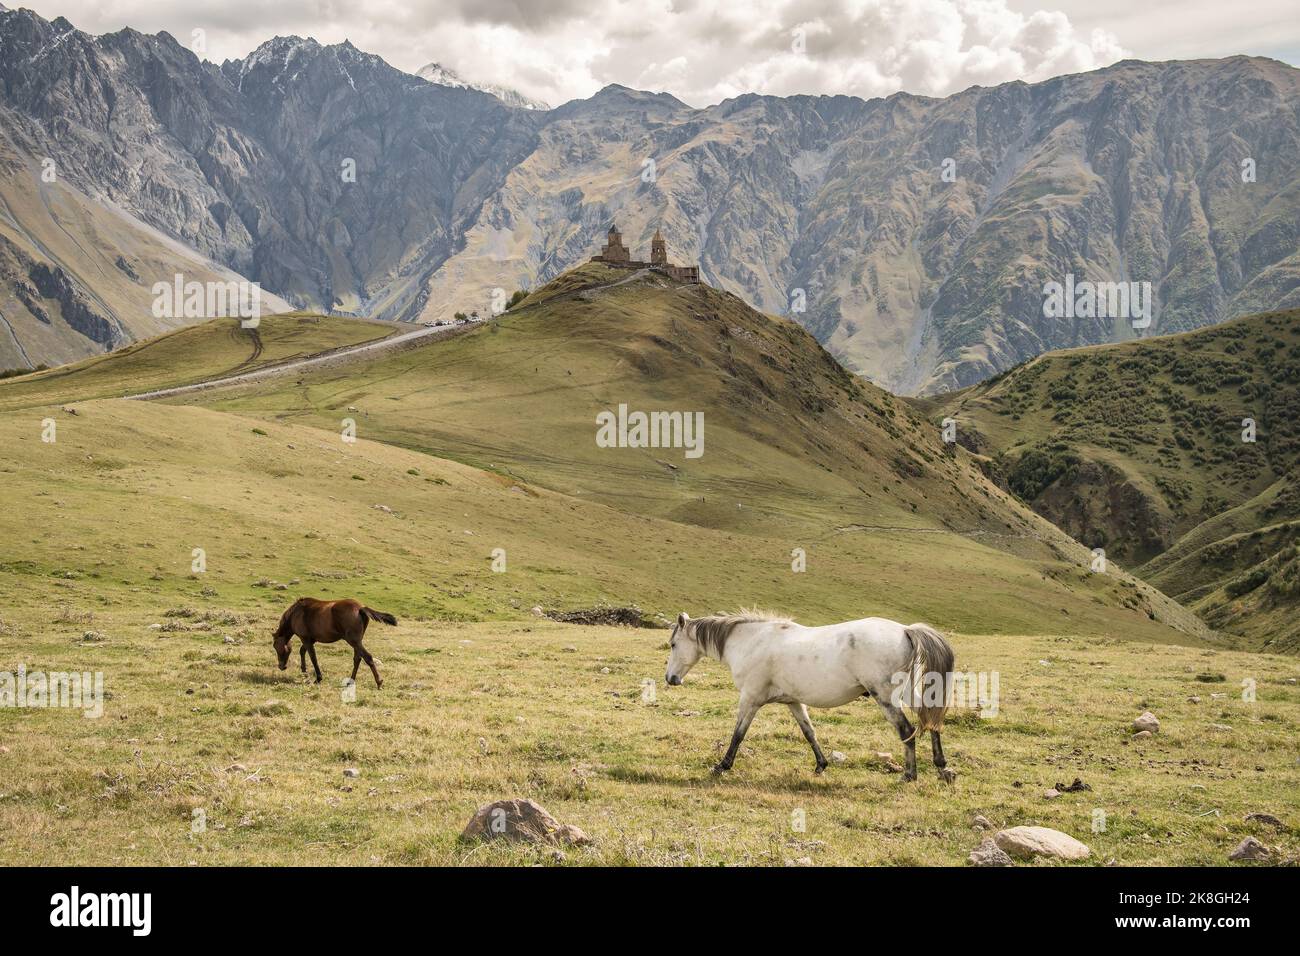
460,798,591,846
1209,723,1233,733
1133,730,1152,739
830,751,847,763
972,815,993,830
530,606,544,617
1243,813,1284,830
994,826,1091,861
1188,695,1201,703
1044,788,1061,799
870,751,904,773
1132,711,1159,734
1228,837,1271,862
343,768,360,778
225,763,247,773
968,838,1013,867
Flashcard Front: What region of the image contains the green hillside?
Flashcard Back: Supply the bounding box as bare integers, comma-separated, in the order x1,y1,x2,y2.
0,312,393,412
923,309,1300,650
0,264,1203,640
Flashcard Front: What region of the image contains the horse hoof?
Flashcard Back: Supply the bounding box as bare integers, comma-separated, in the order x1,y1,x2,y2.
814,763,828,775
902,772,917,783
711,763,730,776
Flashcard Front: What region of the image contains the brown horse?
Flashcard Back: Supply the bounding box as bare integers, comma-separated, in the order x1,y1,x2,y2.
273,597,396,688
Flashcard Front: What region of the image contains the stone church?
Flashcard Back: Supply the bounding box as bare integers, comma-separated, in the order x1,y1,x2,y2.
591,224,699,283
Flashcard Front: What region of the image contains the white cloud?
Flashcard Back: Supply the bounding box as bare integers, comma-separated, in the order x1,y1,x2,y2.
14,0,1294,108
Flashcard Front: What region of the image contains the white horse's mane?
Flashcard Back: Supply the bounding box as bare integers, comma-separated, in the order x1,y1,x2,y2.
688,608,791,657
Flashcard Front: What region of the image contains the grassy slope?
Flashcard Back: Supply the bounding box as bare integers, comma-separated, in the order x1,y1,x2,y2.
0,313,393,411
922,309,1300,650
147,263,1201,638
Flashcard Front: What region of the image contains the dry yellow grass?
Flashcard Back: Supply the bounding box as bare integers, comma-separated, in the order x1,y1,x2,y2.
1,607,1295,866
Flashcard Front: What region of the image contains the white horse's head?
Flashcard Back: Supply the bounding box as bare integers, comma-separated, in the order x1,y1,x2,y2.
664,612,702,686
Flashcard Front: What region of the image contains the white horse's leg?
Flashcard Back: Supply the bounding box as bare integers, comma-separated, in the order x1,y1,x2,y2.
714,695,761,774
787,703,828,774
873,697,917,781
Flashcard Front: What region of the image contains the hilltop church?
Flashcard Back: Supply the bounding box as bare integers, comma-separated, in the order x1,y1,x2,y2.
590,224,699,283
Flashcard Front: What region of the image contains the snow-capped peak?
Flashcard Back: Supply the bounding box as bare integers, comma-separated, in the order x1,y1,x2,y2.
415,61,549,111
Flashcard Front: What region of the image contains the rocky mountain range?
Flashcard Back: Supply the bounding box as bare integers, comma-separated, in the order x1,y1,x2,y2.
1,7,1297,391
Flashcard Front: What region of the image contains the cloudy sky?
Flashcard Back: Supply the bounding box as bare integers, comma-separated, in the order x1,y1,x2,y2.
17,0,1300,108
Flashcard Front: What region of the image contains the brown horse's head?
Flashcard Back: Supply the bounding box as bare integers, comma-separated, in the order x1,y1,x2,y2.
273,631,292,670
273,603,297,670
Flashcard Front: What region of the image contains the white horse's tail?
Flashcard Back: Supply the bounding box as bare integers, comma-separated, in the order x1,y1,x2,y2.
904,624,954,734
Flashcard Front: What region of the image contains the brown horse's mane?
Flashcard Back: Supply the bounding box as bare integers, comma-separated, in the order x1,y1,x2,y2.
688,609,790,657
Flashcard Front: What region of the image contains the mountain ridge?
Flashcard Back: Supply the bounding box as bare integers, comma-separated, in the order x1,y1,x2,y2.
1,8,1297,393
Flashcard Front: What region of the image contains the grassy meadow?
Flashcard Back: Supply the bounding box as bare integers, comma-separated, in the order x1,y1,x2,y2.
1,606,1296,866
0,268,1295,866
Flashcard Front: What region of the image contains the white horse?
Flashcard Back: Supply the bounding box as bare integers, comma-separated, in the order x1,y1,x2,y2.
664,611,955,781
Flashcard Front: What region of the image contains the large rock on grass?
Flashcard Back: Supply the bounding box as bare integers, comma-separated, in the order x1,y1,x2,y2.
994,826,1090,861
460,798,591,846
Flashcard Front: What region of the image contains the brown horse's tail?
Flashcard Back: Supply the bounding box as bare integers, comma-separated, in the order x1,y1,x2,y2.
362,606,398,626
903,624,954,735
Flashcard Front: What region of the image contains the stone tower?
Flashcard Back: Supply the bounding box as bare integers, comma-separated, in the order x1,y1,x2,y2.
651,228,667,265
600,223,630,263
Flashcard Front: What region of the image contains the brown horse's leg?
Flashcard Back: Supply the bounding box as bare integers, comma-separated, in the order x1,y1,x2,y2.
358,641,382,688
348,639,363,683
306,641,322,683
299,642,308,674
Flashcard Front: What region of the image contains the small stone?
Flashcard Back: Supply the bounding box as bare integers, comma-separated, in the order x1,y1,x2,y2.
530,606,544,617
1209,723,1233,732
562,645,577,652
972,815,993,830
1188,695,1201,703
343,768,360,778
830,751,847,763
1044,788,1061,799
225,763,247,773
968,837,1013,867
1133,730,1152,739
1228,837,1271,862
1132,711,1159,734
